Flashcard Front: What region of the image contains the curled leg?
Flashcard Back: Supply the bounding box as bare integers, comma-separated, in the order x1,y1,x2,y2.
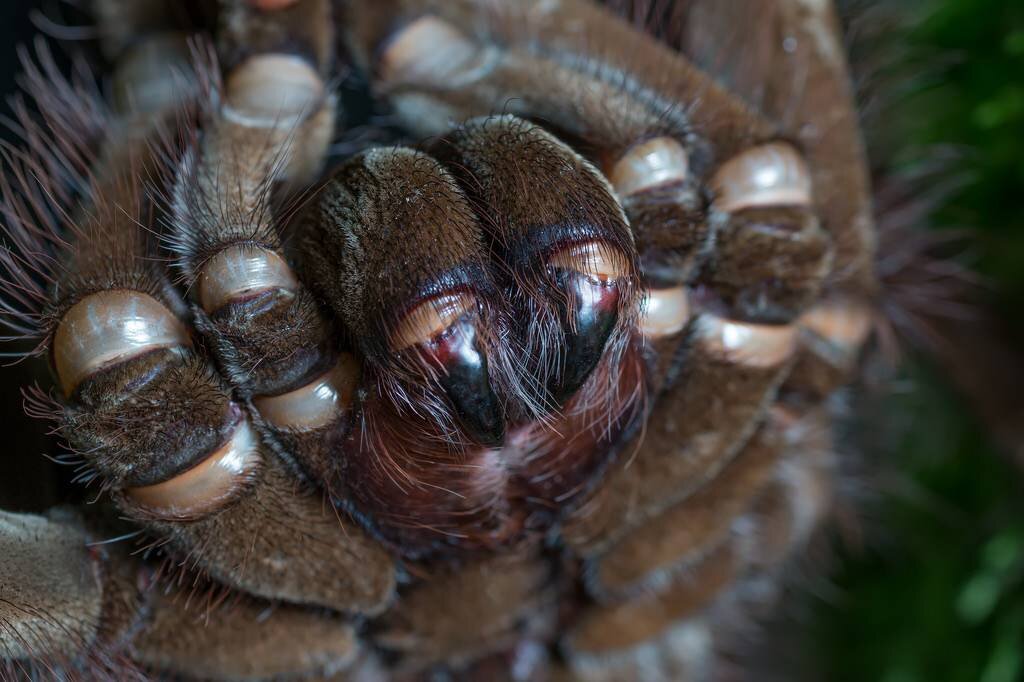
562,310,798,553
372,551,554,673
0,510,115,669
0,29,394,615
584,417,785,599
130,591,359,680
624,0,877,293
0,510,363,679
170,0,344,485
561,405,836,680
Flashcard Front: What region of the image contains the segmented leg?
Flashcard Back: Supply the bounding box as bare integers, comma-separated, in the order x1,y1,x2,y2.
129,590,359,680
170,0,343,486
561,406,836,680
0,0,395,618
373,551,555,673
584,415,785,599
561,312,797,553
619,0,877,294
0,510,362,680
0,510,113,669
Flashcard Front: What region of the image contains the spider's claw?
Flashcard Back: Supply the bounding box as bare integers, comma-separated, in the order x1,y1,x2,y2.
432,316,505,447
548,262,623,405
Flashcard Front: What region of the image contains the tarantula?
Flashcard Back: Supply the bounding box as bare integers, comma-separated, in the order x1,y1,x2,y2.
0,0,906,679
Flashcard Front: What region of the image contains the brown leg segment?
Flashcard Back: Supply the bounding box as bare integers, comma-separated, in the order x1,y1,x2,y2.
585,417,786,599
0,510,112,667
372,551,555,674
561,312,798,554
565,543,738,660
170,3,345,486
130,592,359,680
343,0,774,158
561,404,836,680
141,456,395,615
701,142,834,323
673,0,877,294
555,619,714,682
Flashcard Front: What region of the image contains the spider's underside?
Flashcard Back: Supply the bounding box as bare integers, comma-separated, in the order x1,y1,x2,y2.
0,0,887,679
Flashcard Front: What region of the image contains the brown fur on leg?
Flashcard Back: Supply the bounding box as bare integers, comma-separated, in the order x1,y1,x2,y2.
130,592,360,680
0,509,145,678
373,551,555,673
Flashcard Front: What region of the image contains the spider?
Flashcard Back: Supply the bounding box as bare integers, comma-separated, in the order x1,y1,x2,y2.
0,0,956,679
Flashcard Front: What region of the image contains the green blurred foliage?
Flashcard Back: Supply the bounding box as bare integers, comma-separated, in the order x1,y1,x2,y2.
815,369,1024,681
909,0,1024,306
814,1,1024,680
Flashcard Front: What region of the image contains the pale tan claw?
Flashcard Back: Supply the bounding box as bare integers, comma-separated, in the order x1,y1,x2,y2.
390,293,476,352
378,15,490,88
710,142,813,213
607,137,690,199
125,417,260,519
225,53,325,125
696,314,797,368
198,245,299,313
640,287,690,339
254,354,360,431
53,291,191,396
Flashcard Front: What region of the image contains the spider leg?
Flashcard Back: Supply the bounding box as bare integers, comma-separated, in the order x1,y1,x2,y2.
0,510,112,668
562,310,798,553
584,414,785,599
171,0,342,485
129,588,360,680
0,509,364,679
631,0,877,294
0,0,395,619
562,406,835,680
373,551,555,673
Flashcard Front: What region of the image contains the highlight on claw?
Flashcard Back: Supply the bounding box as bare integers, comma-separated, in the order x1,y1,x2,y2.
123,415,261,520
710,142,814,213
52,291,191,397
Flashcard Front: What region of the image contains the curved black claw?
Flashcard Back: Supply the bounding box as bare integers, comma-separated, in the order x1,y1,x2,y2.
429,316,505,447
548,268,622,405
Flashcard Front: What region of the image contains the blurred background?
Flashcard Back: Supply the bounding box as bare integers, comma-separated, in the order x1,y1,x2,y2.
0,1,1021,680
812,1,1024,680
